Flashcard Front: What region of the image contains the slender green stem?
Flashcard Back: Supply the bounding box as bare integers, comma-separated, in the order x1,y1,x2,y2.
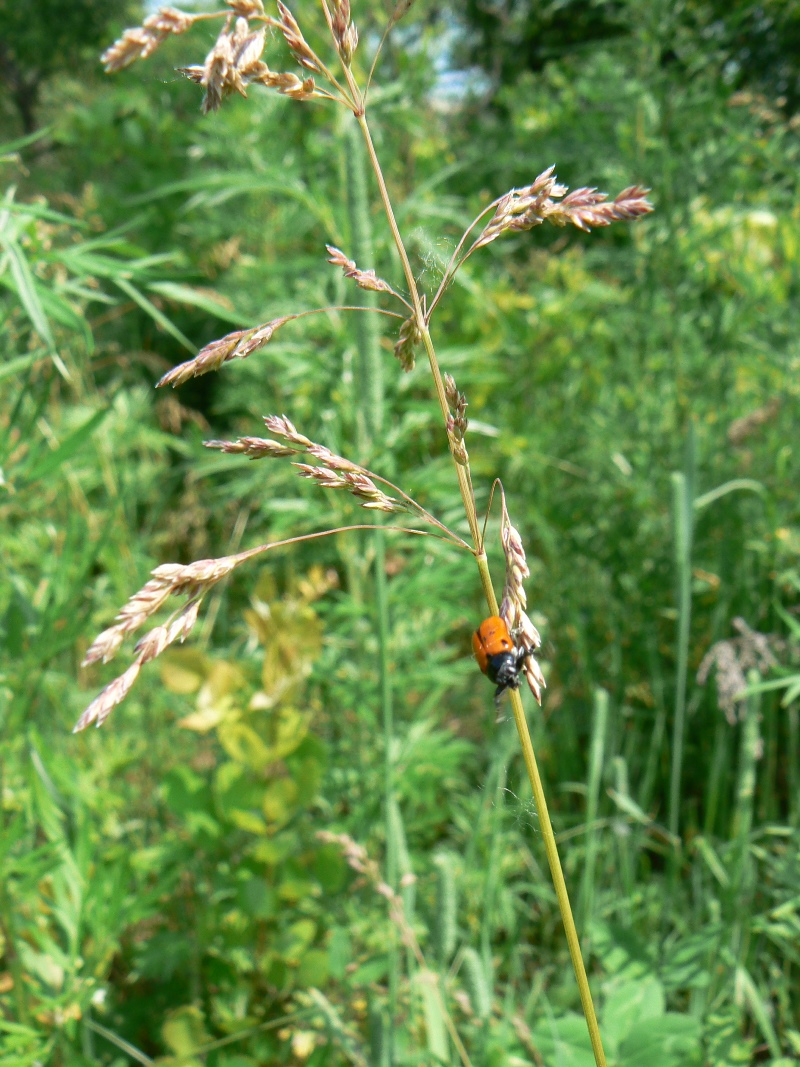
669,426,696,842
788,702,799,827
579,689,609,942
344,112,397,1065
353,110,608,1067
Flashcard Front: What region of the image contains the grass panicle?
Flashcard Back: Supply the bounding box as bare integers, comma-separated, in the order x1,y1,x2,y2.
79,5,655,1063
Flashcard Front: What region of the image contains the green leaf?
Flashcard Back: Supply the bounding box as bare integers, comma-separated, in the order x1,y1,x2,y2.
0,230,54,349
162,1005,211,1057
296,949,330,988
147,281,243,326
25,408,108,482
602,976,664,1048
114,276,196,353
417,970,448,1062
0,351,43,382
693,478,766,511
530,1013,594,1067
619,1014,701,1066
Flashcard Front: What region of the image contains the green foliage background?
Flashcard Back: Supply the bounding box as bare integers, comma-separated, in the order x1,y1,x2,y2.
1,1,798,1065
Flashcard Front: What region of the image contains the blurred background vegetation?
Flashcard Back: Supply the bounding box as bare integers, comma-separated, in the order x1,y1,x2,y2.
1,0,798,1064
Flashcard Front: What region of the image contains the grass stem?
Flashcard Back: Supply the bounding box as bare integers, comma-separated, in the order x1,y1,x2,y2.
345,113,397,1063
356,106,607,1067
579,689,609,941
669,425,696,842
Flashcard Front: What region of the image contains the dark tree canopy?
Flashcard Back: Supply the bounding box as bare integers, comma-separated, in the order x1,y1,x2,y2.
457,0,800,110
0,0,134,131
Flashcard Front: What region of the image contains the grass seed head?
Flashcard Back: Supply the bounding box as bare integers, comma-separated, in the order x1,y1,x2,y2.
179,19,269,113
277,1,325,74
101,8,195,72
444,372,469,464
498,495,544,704
697,617,778,724
472,168,652,252
204,436,300,458
158,317,294,388
326,245,395,295
394,317,421,371
226,0,265,14
330,0,358,64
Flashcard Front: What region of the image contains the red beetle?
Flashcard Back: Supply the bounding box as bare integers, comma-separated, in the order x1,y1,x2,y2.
472,615,531,699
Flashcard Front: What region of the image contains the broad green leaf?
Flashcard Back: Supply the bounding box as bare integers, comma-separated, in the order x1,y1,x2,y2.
530,1013,594,1067
619,1014,701,1066
602,976,664,1048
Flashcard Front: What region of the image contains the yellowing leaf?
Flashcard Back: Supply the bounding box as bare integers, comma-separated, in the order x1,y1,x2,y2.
161,1005,211,1057
261,705,311,762
160,649,210,694
178,701,232,733
229,809,268,834
262,777,299,825
205,659,247,701
218,720,272,769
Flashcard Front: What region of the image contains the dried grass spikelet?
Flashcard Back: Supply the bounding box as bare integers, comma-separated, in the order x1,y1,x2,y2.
158,316,292,388
444,372,468,466
394,316,422,372
326,245,395,296
316,832,417,944
101,7,196,72
226,0,266,15
277,0,325,74
330,0,359,64
390,0,416,24
727,396,781,445
205,414,409,514
179,18,270,113
75,557,238,731
697,617,778,725
471,166,652,253
498,493,545,704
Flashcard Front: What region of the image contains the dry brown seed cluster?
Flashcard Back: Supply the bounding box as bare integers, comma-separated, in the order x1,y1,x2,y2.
330,0,358,65
178,19,274,113
315,832,417,946
727,396,781,445
295,464,404,512
101,8,196,73
394,316,422,372
158,317,293,388
390,0,416,24
326,245,396,296
277,0,325,74
471,166,652,253
76,557,239,731
205,415,408,514
697,617,778,725
498,495,545,704
204,435,299,458
444,372,469,466
227,0,266,15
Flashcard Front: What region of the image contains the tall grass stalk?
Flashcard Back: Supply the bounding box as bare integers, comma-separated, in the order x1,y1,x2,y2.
732,670,760,896
789,703,799,827
344,113,397,1062
579,688,608,940
79,11,655,1062
354,108,609,1067
669,425,696,842
703,717,729,836
480,729,514,990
